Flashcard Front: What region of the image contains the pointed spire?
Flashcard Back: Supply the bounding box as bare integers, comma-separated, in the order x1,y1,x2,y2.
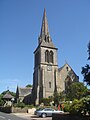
38,9,54,45
40,8,49,37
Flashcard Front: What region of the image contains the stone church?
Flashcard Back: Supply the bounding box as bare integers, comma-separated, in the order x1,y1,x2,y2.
32,9,79,105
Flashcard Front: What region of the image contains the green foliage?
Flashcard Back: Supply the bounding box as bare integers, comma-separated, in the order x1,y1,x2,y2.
53,91,60,105
88,41,90,60
25,104,36,108
0,94,5,106
26,84,32,88
66,82,88,101
81,41,90,86
14,102,36,109
1,90,16,97
66,96,90,116
2,90,9,95
48,96,53,101
0,90,16,107
15,102,25,108
53,91,65,106
64,102,71,112
10,92,16,97
41,98,52,106
82,64,90,86
0,106,12,113
69,99,82,115
59,92,65,101
0,98,5,106
80,96,90,115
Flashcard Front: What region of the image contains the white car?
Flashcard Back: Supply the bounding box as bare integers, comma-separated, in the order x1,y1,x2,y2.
35,108,64,118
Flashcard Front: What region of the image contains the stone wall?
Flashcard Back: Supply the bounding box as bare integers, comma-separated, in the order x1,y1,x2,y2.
12,107,36,114
11,107,28,113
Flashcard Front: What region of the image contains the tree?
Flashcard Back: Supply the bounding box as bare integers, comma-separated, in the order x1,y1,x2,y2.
41,98,52,106
81,41,90,86
59,92,65,102
82,64,90,86
66,82,88,101
0,94,5,106
1,90,16,97
69,95,90,116
88,41,90,60
53,91,60,105
26,84,32,88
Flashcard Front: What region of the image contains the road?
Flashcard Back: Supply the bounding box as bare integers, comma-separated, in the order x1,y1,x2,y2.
0,112,52,120
0,112,27,120
0,112,24,120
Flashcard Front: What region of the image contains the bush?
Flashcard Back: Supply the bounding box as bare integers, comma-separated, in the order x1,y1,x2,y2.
69,96,90,116
69,99,82,115
41,98,51,106
0,106,12,113
15,102,25,108
25,104,36,108
14,103,36,109
80,96,90,115
64,102,71,112
0,99,5,106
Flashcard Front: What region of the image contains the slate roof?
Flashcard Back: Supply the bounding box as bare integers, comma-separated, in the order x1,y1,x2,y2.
58,66,63,72
17,87,32,97
3,91,14,99
40,40,56,49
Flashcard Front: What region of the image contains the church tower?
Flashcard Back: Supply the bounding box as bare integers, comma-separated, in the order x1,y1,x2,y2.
32,9,58,105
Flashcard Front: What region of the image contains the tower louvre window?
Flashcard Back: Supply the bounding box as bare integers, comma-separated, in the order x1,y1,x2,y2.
45,50,53,63
50,51,53,63
45,50,49,63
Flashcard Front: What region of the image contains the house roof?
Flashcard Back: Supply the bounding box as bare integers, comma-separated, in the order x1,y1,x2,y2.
17,87,32,97
3,91,14,99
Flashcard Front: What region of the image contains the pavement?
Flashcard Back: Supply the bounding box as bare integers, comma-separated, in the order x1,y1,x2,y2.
11,113,35,119
12,113,52,120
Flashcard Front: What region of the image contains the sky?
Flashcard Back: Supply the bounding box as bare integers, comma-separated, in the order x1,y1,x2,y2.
0,0,90,93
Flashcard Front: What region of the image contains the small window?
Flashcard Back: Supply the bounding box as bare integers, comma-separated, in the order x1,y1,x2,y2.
49,82,51,88
66,67,68,71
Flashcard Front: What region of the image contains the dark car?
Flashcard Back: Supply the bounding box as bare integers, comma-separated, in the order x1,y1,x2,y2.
35,108,64,118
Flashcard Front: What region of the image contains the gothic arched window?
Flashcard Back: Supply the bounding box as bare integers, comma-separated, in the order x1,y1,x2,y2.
50,51,53,63
45,50,49,63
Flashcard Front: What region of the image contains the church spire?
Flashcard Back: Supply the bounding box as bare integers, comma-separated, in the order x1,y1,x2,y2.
38,8,56,47
40,8,49,37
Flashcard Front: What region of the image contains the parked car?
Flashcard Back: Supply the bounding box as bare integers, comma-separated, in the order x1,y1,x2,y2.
34,108,43,115
35,108,64,118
